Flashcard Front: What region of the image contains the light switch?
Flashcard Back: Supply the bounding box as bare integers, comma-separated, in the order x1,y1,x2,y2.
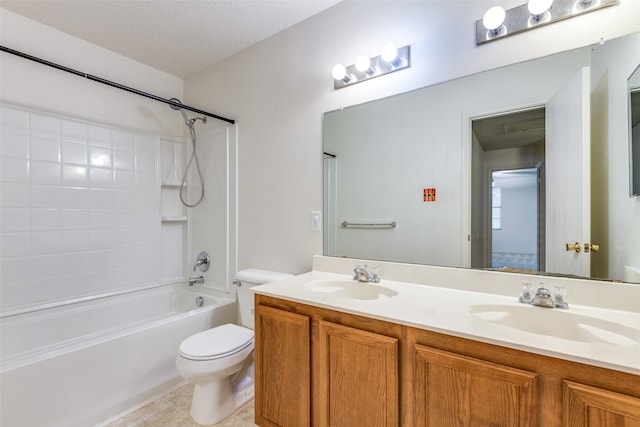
311,211,322,232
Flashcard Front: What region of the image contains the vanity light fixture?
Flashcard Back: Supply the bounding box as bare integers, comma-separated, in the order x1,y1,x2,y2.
332,44,411,90
476,0,618,45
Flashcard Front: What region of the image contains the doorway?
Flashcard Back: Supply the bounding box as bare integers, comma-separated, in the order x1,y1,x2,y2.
471,107,546,272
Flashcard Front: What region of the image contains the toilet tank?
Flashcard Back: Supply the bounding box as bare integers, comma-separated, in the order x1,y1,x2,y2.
235,269,293,329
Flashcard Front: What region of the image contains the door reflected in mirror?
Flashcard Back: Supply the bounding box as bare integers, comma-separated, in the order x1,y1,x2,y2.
629,64,640,196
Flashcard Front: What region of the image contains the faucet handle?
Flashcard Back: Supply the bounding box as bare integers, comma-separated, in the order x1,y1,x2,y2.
553,285,569,309
193,251,210,272
369,266,380,283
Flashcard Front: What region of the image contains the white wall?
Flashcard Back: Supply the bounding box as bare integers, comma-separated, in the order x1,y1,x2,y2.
184,0,640,275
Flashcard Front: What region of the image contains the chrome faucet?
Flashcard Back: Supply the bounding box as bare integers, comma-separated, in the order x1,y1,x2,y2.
531,285,554,308
520,282,568,308
353,265,380,283
188,276,204,286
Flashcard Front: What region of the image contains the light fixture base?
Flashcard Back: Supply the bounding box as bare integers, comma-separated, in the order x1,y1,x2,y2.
476,0,618,45
333,45,411,90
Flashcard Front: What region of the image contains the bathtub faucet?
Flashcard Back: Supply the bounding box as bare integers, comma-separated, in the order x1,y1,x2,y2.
188,276,205,286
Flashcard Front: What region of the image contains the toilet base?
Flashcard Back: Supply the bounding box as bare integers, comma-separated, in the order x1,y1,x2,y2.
190,379,255,425
188,355,255,425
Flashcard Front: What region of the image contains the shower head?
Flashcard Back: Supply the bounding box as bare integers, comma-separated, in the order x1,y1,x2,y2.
169,98,207,126
168,97,183,111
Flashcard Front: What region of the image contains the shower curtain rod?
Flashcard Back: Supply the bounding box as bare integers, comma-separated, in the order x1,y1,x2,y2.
0,45,235,125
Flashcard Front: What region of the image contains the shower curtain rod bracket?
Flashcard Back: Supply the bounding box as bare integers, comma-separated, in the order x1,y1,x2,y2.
0,45,235,125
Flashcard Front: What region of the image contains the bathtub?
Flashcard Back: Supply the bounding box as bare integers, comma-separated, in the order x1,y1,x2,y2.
0,283,236,427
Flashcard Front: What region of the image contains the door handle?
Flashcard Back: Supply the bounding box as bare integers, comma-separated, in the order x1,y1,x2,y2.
565,242,581,253
585,243,600,253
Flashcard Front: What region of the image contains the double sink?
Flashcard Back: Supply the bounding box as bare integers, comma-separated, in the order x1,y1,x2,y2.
304,278,639,347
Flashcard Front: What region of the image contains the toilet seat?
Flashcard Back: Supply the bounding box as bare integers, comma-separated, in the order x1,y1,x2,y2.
179,323,254,361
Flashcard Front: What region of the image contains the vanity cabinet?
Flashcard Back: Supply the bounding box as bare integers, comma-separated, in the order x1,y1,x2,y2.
255,295,401,427
407,327,640,427
254,304,311,427
563,381,640,426
316,320,399,427
255,295,640,427
412,344,538,426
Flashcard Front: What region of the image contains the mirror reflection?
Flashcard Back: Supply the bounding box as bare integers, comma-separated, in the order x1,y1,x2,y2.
323,32,640,284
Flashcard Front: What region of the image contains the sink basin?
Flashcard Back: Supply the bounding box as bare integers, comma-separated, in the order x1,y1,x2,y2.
470,304,639,346
305,280,398,301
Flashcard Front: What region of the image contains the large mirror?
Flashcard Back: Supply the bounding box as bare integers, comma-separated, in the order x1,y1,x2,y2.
323,31,640,284
630,64,640,197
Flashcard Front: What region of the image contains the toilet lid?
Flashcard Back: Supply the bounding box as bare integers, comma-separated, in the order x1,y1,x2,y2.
179,323,254,360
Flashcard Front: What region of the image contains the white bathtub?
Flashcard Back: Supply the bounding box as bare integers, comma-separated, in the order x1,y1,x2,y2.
0,283,237,427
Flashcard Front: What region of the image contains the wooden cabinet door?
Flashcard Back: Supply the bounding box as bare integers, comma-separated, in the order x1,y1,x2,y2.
563,380,640,427
255,304,311,427
316,320,399,427
413,344,538,427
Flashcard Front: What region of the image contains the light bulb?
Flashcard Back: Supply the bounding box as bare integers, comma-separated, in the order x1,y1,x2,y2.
355,55,371,72
331,64,347,81
528,0,553,16
482,6,506,31
381,44,398,63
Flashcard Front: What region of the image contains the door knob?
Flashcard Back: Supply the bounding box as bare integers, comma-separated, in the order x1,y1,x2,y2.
565,242,581,253
585,243,600,253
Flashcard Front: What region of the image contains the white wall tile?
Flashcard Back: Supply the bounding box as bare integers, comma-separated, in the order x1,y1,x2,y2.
62,230,89,252
31,160,61,185
30,208,61,231
31,185,61,208
1,157,29,183
90,229,114,250
0,232,30,257
30,136,60,162
89,146,112,168
89,125,112,147
0,183,30,207
0,127,29,158
89,188,114,209
62,187,90,209
62,209,90,230
1,208,30,231
114,169,135,189
113,130,135,150
62,165,88,187
114,149,135,170
90,210,114,229
1,257,32,283
61,119,87,143
62,141,88,165
1,106,166,310
89,167,113,188
30,231,62,255
1,106,28,127
31,114,60,136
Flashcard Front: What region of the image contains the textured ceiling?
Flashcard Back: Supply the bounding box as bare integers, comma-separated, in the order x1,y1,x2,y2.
1,0,341,78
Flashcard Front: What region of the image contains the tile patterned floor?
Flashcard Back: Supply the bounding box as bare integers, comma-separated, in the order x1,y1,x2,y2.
102,383,257,427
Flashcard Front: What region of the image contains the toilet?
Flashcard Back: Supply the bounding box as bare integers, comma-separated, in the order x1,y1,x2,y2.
175,269,292,425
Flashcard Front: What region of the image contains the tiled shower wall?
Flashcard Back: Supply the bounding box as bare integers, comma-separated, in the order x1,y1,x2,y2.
0,104,160,311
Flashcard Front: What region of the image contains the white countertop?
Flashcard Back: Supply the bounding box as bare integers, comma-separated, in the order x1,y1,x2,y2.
253,268,640,375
